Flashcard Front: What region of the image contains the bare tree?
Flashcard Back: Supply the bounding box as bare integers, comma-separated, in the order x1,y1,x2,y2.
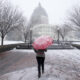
60,24,73,41
67,6,80,40
0,2,24,45
20,19,30,43
69,6,80,30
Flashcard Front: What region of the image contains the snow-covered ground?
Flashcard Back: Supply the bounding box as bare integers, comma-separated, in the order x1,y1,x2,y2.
72,42,80,45
0,49,80,80
0,40,80,45
0,41,24,45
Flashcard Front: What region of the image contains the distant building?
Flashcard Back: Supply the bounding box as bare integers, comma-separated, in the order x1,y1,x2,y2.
28,3,50,42
28,3,79,42
29,3,48,28
32,24,58,40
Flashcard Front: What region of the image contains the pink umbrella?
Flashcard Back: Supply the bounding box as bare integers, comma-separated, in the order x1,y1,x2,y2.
32,36,53,50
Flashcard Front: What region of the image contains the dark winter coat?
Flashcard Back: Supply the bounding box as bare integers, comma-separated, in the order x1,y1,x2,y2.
34,49,47,57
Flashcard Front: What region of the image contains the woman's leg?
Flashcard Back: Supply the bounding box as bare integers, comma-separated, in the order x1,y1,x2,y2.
36,57,41,78
42,57,45,73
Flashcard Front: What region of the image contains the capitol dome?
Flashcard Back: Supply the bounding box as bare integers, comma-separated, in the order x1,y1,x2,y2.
30,3,49,27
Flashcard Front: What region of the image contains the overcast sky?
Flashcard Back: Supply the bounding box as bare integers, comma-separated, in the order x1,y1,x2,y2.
9,0,80,25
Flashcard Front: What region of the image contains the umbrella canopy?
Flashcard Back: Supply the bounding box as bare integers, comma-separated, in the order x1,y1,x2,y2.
32,36,53,50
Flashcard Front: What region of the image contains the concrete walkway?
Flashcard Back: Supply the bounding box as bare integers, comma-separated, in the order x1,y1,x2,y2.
0,49,80,80
0,49,36,76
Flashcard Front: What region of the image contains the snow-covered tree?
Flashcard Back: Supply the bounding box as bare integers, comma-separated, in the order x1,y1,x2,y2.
69,6,80,30
0,1,24,45
20,18,30,43
60,24,74,41
68,6,80,40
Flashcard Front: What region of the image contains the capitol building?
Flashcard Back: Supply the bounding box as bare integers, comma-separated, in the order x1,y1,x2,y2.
29,3,58,41
32,24,58,40
27,3,77,42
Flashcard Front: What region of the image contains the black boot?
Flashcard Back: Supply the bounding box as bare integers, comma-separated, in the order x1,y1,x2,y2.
42,70,44,74
38,73,41,78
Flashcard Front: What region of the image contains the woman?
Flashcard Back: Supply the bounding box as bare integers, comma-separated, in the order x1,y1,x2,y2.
34,49,47,78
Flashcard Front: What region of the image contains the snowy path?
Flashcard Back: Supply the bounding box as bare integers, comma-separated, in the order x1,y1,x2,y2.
0,49,80,80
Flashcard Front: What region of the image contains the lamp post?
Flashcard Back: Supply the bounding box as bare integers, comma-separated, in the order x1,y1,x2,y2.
30,28,32,44
29,26,34,44
57,27,60,44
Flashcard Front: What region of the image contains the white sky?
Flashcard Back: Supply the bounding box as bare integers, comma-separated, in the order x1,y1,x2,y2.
9,0,80,25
